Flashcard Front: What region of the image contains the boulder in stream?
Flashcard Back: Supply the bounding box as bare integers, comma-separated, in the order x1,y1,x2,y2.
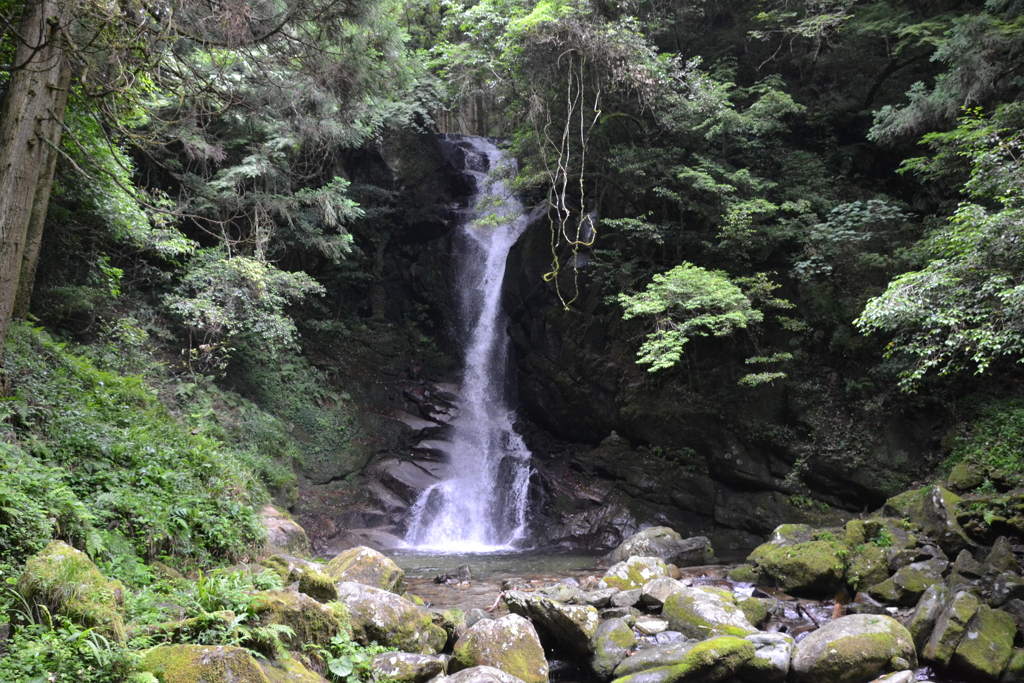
334,581,446,654
601,556,669,591
326,546,406,593
791,614,916,683
450,614,549,683
606,528,714,567
590,617,636,679
371,653,447,683
660,586,757,639
503,590,599,655
610,636,754,683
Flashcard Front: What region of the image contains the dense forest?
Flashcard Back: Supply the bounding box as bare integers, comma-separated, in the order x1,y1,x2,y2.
2,0,1024,679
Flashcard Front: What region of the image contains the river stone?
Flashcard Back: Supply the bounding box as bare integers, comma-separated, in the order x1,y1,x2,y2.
612,641,697,677
600,606,639,625
846,543,890,592
602,556,669,591
260,657,327,683
446,665,530,683
906,584,949,649
881,485,974,556
606,528,714,567
590,617,636,679
951,605,1016,680
735,597,771,628
142,645,270,683
736,631,794,683
251,589,341,650
634,616,669,636
371,653,446,683
868,558,948,606
921,590,980,666
583,588,620,608
538,583,583,604
986,536,1019,573
334,581,446,654
611,589,642,607
17,540,126,642
450,614,548,683
791,614,916,683
992,571,1024,606
641,577,687,608
465,608,491,629
750,540,845,597
298,567,338,603
503,590,600,655
661,586,757,639
326,546,405,593
260,505,310,555
611,636,754,683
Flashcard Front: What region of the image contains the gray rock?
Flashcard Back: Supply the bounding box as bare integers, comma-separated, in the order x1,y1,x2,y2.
921,590,980,666
881,485,975,556
791,614,916,683
450,614,548,683
660,586,756,639
503,590,599,655
868,558,949,606
599,606,638,625
589,617,635,679
611,589,642,608
335,582,446,654
905,584,949,650
371,653,447,683
611,641,697,677
654,631,686,645
985,536,1019,573
737,631,794,683
640,577,686,608
537,583,583,604
445,666,529,683
950,604,1015,680
606,528,714,567
991,571,1024,607
465,608,491,629
601,556,669,591
634,617,669,636
580,588,619,608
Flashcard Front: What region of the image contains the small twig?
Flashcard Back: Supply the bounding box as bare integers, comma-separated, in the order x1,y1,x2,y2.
486,591,505,613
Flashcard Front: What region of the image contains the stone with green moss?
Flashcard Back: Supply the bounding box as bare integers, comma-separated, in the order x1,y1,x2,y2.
880,485,973,556
142,644,270,683
845,520,868,548
326,546,406,593
335,581,445,654
846,543,890,593
371,652,447,683
906,584,948,649
260,656,327,683
590,617,635,678
251,589,341,650
736,597,771,628
450,614,548,683
611,636,754,683
791,614,916,683
951,605,1016,680
948,461,985,493
737,631,794,683
298,568,338,603
868,558,948,606
17,540,126,643
727,565,758,583
1000,648,1024,683
661,586,756,639
922,590,980,666
503,591,599,656
601,556,669,591
611,641,696,678
751,540,845,597
262,553,325,584
260,505,310,555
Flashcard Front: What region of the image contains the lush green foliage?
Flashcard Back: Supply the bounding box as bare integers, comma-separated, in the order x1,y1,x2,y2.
0,619,139,683
947,402,1024,492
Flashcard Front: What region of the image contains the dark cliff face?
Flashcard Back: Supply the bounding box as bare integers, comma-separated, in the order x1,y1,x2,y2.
503,215,944,550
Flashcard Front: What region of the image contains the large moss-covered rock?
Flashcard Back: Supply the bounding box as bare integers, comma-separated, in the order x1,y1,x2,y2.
736,632,794,683
611,636,755,683
868,558,948,606
951,605,1016,680
446,665,530,683
17,540,125,642
334,581,446,654
845,543,890,592
736,597,771,629
251,590,341,650
298,568,338,603
641,577,687,609
749,540,845,597
260,505,309,555
450,614,548,683
371,652,447,683
906,584,949,650
602,556,669,591
503,591,599,655
922,590,980,666
590,617,636,679
260,656,328,683
661,586,756,639
791,614,916,683
606,528,714,567
326,546,405,593
881,485,973,556
611,642,696,678
1001,649,1024,683
142,644,270,683
262,554,325,584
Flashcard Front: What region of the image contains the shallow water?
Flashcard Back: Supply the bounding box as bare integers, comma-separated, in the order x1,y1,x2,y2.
388,549,606,581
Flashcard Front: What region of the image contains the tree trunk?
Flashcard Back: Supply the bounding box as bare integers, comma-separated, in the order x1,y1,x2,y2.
12,56,72,320
0,0,70,359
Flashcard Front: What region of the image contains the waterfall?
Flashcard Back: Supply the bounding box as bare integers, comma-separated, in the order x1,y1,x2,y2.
404,136,533,552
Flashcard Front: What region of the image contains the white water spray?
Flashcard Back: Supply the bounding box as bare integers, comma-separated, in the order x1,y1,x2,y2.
404,137,533,552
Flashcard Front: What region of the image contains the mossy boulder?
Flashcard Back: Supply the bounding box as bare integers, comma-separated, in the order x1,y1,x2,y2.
611,641,697,678
335,581,446,654
260,656,328,683
791,614,916,683
846,544,890,592
948,461,986,493
922,590,980,666
606,528,714,567
660,586,756,639
446,665,530,683
259,505,310,555
262,554,325,584
251,590,341,651
881,485,973,556
298,568,338,603
17,540,126,642
727,565,758,583
951,605,1016,680
737,631,794,683
590,617,636,679
611,636,755,683
142,644,270,683
736,597,771,628
326,546,405,593
1001,649,1024,683
906,584,949,649
450,614,548,683
503,591,600,656
749,540,845,597
868,558,948,606
371,652,447,683
602,556,669,591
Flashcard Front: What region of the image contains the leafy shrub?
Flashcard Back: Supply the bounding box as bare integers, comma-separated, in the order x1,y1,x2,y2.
947,401,1024,490
0,619,139,683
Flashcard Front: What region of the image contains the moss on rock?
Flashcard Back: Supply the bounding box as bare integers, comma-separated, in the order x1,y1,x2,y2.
251,590,341,650
326,546,405,593
751,540,845,597
612,636,754,683
951,605,1015,680
846,544,890,593
602,556,669,591
142,644,270,683
260,656,326,683
17,540,126,643
791,614,916,683
590,617,636,678
450,614,548,683
661,587,756,639
298,568,338,603
736,597,770,628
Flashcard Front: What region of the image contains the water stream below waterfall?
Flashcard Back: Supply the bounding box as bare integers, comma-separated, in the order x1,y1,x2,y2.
403,136,533,552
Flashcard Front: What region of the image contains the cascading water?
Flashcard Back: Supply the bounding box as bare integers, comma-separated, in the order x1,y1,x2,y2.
404,136,533,552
